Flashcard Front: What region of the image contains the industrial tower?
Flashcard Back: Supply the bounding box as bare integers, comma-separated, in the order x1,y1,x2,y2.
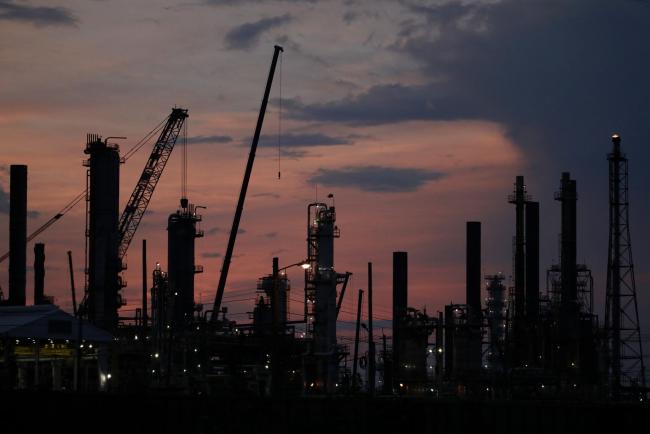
305,202,340,392
605,134,646,399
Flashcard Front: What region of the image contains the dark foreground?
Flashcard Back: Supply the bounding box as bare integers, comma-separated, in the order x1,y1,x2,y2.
2,392,648,434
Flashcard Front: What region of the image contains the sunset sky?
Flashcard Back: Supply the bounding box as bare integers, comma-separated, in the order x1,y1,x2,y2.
1,0,650,337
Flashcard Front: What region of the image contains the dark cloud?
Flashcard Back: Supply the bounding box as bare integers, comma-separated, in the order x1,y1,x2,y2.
279,149,309,159
224,14,292,50
308,165,445,192
186,135,233,145
283,0,650,170
206,0,317,5
282,83,469,125
205,226,246,235
0,1,77,27
256,132,353,148
252,192,281,199
0,185,8,214
201,251,222,258
205,226,221,235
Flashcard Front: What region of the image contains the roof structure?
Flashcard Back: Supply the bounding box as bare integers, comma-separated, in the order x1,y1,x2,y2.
0,305,112,342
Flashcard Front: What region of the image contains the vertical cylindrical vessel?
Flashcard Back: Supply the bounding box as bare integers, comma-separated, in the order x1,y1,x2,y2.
9,164,27,306
525,202,539,320
392,251,408,383
34,243,45,305
85,135,120,330
466,222,482,374
558,173,577,304
308,203,338,392
167,203,200,327
509,176,526,320
466,222,481,314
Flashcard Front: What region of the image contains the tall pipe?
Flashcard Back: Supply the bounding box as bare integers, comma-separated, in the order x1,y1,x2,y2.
33,243,45,305
212,45,284,320
367,262,376,394
558,173,577,305
271,257,281,396
392,251,407,382
509,176,526,320
466,222,482,373
9,164,27,306
352,289,364,391
466,222,481,315
142,239,148,327
525,202,539,320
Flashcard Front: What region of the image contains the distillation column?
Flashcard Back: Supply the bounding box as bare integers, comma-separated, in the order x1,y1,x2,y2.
167,200,203,328
84,134,121,331
556,172,578,372
306,202,339,392
508,176,527,365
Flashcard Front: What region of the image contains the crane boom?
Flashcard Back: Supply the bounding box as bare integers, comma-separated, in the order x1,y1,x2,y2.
117,108,188,260
211,45,283,321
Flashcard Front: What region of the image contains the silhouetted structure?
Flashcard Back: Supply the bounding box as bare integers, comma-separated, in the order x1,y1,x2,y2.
167,200,203,328
9,164,27,306
605,134,646,399
84,135,121,330
33,243,45,305
305,202,340,392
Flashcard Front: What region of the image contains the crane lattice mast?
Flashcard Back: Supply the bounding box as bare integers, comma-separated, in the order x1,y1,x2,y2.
117,108,188,260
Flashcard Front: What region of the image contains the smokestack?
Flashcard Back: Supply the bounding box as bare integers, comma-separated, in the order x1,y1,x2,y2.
34,243,45,305
392,251,407,382
525,202,539,320
557,172,577,305
466,222,481,314
509,176,526,320
9,164,27,306
466,222,482,374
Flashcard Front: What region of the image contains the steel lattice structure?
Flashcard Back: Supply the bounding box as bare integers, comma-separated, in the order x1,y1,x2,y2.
117,108,188,260
605,133,646,399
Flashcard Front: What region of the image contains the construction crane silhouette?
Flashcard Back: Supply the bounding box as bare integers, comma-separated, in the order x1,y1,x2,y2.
0,109,187,265
116,108,188,260
211,45,283,321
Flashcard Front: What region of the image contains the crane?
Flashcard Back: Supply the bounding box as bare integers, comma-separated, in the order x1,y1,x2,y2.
0,111,182,265
117,107,188,260
211,45,283,321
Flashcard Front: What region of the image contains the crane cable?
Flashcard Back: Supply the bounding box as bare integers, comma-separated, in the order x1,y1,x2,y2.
181,117,188,200
277,51,283,180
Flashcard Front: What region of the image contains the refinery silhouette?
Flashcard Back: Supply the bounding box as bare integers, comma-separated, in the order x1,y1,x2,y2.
0,46,648,434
